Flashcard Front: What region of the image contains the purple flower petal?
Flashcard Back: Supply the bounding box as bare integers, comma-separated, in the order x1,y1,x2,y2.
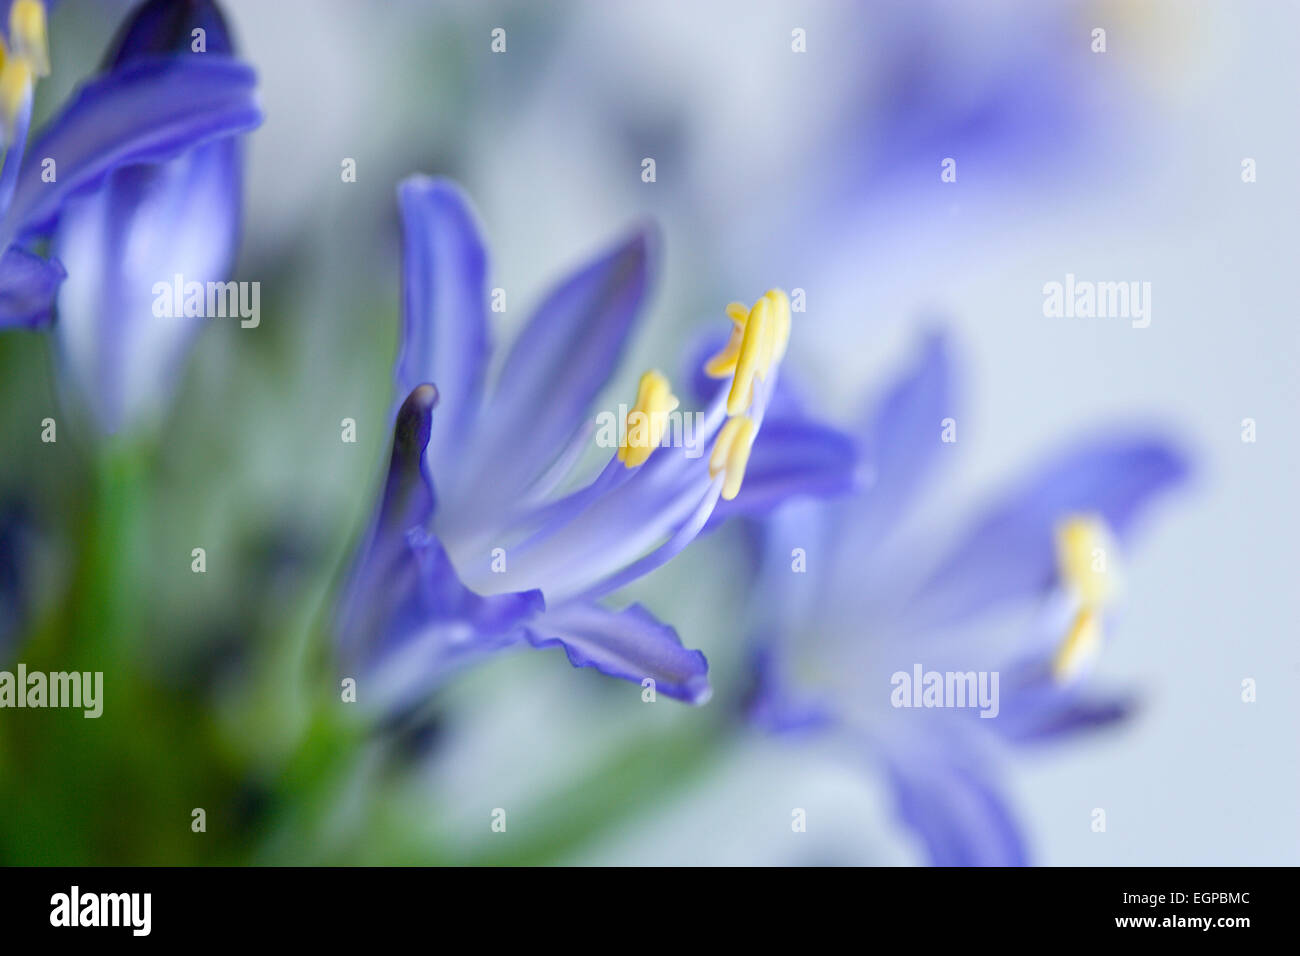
337,385,543,707
522,601,710,704
0,246,64,329
394,177,491,469
911,434,1190,629
3,56,261,244
456,228,651,502
998,689,1136,744
886,758,1028,866
106,0,236,64
52,137,241,434
851,331,955,546
336,385,442,667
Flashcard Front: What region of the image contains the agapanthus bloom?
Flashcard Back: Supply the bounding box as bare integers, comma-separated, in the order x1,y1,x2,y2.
335,178,855,709
0,0,260,433
744,333,1189,865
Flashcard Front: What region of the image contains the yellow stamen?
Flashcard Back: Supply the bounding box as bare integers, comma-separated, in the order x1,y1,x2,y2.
1050,514,1121,683
0,45,31,143
765,288,791,362
706,291,791,384
709,415,757,500
698,289,791,499
1055,514,1119,608
727,295,771,416
704,323,744,378
1052,607,1101,682
617,369,679,468
8,0,48,77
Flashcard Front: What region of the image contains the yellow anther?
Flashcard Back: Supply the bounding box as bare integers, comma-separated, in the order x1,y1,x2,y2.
1052,607,1101,682
704,323,744,378
708,416,742,475
1054,514,1119,608
706,291,791,384
709,415,757,500
8,0,48,77
765,288,791,362
727,296,772,416
618,369,679,468
0,45,31,143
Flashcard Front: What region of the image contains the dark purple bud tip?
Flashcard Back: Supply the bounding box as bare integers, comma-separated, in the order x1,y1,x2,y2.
106,0,236,68
393,383,439,461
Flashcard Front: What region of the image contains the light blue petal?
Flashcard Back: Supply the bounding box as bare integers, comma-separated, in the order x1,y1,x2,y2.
998,688,1135,744
911,434,1190,629
52,137,241,433
887,759,1028,866
522,601,710,704
850,332,954,547
993,634,1138,744
456,228,651,502
394,177,490,469
2,56,260,245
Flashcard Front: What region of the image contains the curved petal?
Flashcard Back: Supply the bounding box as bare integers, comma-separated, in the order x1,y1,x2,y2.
336,385,543,708
2,56,260,245
850,331,955,547
394,177,490,468
522,601,710,704
0,245,63,329
911,434,1190,629
886,759,1027,866
992,620,1138,743
52,137,241,434
455,228,651,503
357,530,545,713
335,384,442,666
997,689,1135,744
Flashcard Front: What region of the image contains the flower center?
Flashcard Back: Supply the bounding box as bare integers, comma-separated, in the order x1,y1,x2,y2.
617,289,791,502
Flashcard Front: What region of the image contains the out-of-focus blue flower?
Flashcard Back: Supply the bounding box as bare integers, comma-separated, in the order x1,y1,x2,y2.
742,333,1190,865
0,500,33,663
0,0,260,434
335,178,857,710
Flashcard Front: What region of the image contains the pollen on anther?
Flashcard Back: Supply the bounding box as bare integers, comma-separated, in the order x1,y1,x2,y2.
618,369,679,469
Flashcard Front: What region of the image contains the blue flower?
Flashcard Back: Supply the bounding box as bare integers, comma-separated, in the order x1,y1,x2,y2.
335,178,857,710
0,0,261,433
743,333,1190,865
